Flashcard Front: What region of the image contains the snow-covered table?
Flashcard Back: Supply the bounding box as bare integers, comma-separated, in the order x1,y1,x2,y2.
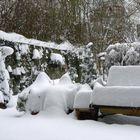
90,66,140,119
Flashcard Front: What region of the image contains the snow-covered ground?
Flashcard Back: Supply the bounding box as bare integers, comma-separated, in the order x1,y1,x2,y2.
1,96,140,140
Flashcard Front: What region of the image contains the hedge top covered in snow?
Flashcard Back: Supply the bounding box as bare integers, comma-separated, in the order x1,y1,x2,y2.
0,30,74,51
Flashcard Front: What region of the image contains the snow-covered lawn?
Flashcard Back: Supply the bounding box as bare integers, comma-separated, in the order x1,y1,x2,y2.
1,97,140,140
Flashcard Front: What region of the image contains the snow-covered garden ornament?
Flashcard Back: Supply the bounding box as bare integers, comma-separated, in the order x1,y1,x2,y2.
0,46,14,108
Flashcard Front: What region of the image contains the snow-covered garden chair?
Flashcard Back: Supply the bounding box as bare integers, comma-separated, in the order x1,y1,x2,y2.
90,66,140,120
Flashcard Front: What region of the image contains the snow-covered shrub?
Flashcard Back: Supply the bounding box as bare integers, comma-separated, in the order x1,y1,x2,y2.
80,42,97,86
123,47,139,65
17,72,80,115
65,50,79,82
0,46,14,108
17,72,52,113
66,42,97,87
105,42,140,71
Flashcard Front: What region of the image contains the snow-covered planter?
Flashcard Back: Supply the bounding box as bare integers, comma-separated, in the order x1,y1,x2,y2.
17,72,80,115
0,46,14,108
90,66,140,118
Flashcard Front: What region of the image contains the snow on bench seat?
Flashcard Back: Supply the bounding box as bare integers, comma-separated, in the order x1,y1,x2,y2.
92,86,140,107
91,66,140,107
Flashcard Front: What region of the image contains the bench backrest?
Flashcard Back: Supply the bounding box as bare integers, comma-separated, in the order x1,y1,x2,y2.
107,66,140,86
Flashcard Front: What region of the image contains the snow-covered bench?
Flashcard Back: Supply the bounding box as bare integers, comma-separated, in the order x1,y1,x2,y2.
90,66,140,119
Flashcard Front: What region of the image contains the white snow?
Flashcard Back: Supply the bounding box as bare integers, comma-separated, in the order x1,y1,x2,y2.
0,30,74,51
107,66,140,86
92,86,140,107
74,84,92,109
86,42,93,47
0,91,4,103
50,53,65,65
12,67,26,75
16,52,21,60
97,52,107,57
17,72,79,113
19,44,29,54
58,73,73,85
0,46,14,104
32,49,42,59
0,46,14,59
7,65,12,73
1,96,140,140
12,67,22,76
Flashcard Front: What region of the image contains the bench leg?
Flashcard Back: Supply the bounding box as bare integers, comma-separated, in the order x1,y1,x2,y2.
90,107,99,121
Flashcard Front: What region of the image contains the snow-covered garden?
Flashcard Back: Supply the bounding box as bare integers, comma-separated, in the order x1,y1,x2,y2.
1,0,140,139
1,30,140,140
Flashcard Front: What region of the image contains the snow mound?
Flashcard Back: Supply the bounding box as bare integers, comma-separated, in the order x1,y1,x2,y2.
59,73,73,85
0,46,14,59
17,72,79,114
32,49,42,59
33,72,52,86
17,72,52,112
50,53,65,65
